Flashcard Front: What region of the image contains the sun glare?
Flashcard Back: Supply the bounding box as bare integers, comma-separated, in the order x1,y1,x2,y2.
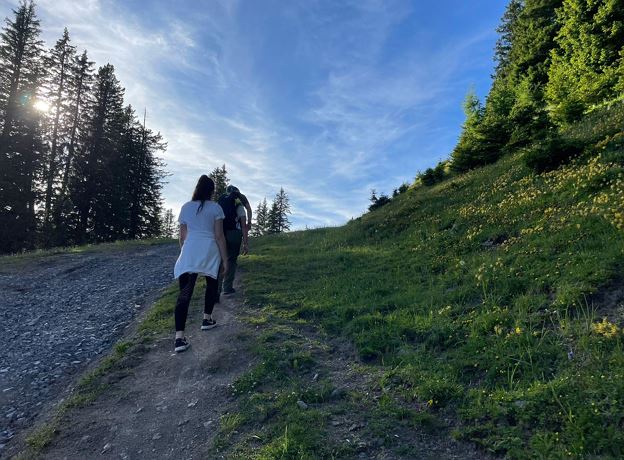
33,99,51,113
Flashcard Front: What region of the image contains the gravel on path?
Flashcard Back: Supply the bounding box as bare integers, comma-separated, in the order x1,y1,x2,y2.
0,242,179,450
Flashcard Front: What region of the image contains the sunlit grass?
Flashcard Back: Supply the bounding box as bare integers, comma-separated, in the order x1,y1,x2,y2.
236,145,624,458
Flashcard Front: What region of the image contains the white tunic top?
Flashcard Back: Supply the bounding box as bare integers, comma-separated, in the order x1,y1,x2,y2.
173,200,224,279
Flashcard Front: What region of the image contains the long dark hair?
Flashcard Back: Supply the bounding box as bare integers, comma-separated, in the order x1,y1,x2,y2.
192,175,215,214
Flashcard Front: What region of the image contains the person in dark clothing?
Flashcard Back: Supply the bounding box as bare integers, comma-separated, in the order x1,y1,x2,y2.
217,185,252,296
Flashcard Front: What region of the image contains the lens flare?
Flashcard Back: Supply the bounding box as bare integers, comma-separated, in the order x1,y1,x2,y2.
33,99,51,112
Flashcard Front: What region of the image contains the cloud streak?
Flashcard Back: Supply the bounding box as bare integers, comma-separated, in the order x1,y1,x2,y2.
1,0,505,229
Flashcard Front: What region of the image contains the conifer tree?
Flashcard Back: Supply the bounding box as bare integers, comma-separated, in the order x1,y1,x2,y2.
41,28,75,237
252,197,269,236
123,107,166,239
266,199,280,234
70,63,125,243
450,90,489,172
0,0,44,252
494,0,524,78
209,164,229,199
0,3,168,252
268,188,291,234
161,208,176,238
505,0,562,144
546,0,624,123
53,49,94,244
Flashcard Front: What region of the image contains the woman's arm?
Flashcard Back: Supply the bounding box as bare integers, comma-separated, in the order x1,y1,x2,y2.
239,192,253,229
215,219,229,273
179,224,188,247
244,202,253,229
241,218,249,255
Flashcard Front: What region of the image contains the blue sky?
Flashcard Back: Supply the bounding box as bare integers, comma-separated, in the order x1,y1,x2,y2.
2,0,508,228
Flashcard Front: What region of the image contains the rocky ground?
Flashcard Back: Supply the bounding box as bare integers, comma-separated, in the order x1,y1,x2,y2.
31,288,252,459
0,242,179,453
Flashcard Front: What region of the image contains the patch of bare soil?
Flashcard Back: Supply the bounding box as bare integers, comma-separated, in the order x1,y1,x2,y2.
291,333,488,459
591,277,624,325
17,284,255,460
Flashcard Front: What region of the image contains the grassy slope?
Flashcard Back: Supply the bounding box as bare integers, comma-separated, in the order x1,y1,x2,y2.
237,144,624,458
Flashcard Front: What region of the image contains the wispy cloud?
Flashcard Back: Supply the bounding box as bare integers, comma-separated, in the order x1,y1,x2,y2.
1,0,504,229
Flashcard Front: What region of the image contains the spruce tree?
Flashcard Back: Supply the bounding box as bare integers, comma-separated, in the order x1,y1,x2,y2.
123,107,166,239
70,63,125,243
0,4,167,251
53,50,94,244
209,164,229,199
272,188,291,233
161,208,176,238
0,0,44,252
494,0,524,78
505,0,562,143
252,198,269,236
266,199,280,234
450,90,489,172
41,28,76,238
547,0,624,123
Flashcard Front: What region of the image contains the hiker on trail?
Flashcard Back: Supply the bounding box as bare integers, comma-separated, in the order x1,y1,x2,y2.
217,185,252,297
172,175,229,353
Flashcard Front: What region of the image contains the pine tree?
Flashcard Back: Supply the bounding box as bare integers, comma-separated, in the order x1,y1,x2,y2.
209,164,229,199
268,188,291,233
494,0,524,78
123,107,166,239
546,0,624,123
266,199,280,234
161,208,176,238
450,90,489,172
52,50,94,244
252,197,269,236
0,4,167,252
69,63,125,243
505,0,562,142
40,28,76,238
0,0,45,252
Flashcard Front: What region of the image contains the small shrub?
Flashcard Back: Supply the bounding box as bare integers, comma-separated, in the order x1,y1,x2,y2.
419,161,449,186
368,190,392,212
523,136,584,173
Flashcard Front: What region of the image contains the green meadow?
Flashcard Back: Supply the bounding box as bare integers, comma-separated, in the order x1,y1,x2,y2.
228,135,624,458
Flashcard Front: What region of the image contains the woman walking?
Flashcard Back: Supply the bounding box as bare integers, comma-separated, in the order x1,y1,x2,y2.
173,175,228,353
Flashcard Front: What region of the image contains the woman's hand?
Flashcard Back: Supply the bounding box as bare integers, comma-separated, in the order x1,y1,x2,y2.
179,224,187,247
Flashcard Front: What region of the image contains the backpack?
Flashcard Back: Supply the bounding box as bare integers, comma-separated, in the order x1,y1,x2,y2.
218,193,238,231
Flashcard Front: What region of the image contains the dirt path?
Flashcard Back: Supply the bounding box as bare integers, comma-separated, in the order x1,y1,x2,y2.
22,283,254,460
6,262,488,459
0,243,179,453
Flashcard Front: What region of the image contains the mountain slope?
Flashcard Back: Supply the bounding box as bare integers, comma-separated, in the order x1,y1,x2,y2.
238,143,624,458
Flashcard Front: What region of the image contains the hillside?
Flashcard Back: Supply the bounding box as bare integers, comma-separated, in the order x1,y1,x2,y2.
229,136,624,458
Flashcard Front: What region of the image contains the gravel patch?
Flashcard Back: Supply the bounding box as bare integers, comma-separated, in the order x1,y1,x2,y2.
0,243,179,450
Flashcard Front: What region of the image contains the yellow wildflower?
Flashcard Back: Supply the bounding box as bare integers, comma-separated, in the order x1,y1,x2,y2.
591,318,620,338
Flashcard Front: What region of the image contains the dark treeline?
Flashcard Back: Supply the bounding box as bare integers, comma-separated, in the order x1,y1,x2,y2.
369,0,623,203
0,1,166,253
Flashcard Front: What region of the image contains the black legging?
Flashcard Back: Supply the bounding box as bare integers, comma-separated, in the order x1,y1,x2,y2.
174,273,218,332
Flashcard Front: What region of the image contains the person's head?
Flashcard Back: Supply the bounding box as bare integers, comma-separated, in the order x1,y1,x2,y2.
192,175,215,213
226,185,240,195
